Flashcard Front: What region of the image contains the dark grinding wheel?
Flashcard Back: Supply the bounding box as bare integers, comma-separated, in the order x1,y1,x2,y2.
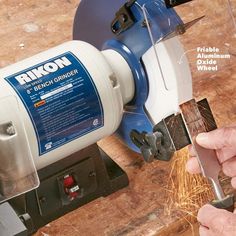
73,0,126,49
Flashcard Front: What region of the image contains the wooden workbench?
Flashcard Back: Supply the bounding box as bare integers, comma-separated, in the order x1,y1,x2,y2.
0,1,236,235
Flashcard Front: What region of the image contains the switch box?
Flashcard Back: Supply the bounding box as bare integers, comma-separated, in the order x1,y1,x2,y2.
36,157,97,216
20,144,128,233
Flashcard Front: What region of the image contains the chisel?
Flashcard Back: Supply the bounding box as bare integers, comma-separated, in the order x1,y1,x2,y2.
180,99,234,212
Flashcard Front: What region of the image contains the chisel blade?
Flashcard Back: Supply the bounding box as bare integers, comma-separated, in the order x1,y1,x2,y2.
179,99,225,200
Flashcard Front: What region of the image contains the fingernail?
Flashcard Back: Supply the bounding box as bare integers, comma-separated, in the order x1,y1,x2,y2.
186,159,201,174
196,133,208,144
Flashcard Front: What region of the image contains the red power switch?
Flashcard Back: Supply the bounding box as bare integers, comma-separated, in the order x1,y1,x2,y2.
63,174,80,200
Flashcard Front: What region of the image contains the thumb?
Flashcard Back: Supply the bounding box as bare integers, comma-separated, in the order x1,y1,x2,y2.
196,127,236,149
198,204,236,233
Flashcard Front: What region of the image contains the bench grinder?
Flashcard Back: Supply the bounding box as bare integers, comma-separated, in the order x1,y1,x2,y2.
0,0,201,234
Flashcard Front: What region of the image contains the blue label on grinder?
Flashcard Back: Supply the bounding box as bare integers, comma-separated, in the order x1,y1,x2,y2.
5,52,104,155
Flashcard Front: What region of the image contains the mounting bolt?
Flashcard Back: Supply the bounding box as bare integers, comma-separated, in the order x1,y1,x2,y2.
39,196,46,204
6,124,16,136
141,20,150,28
109,73,118,88
89,171,96,177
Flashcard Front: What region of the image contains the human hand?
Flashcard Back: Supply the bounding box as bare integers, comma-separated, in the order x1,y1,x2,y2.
186,126,236,236
186,126,236,188
197,204,236,236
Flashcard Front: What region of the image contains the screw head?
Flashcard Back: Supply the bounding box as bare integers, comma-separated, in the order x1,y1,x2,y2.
6,124,16,136
89,171,96,177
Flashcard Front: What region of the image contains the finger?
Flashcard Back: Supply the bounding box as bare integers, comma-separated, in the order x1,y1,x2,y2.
222,156,236,177
197,205,236,233
188,145,195,157
216,147,236,163
231,177,236,189
199,225,211,236
197,205,216,228
196,127,236,149
186,157,201,174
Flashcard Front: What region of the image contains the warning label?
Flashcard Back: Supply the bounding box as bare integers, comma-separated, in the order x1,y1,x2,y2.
5,52,104,155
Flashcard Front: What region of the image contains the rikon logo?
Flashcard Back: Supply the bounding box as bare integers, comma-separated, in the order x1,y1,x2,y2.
15,56,72,85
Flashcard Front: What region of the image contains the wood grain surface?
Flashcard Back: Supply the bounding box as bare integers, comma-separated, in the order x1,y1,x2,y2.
0,0,236,236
